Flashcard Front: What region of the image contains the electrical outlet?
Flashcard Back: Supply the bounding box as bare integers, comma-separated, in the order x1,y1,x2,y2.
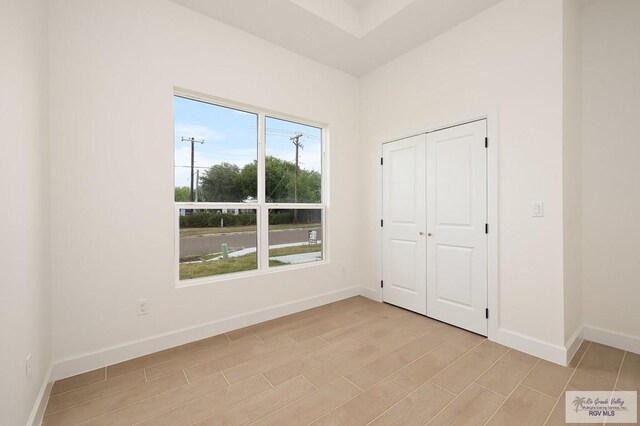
26,353,32,381
137,298,149,316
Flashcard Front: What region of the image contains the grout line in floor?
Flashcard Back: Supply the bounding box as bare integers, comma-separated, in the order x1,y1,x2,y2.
612,350,626,392
238,311,402,391
542,340,592,426
47,368,109,401
63,373,196,425
481,357,541,425
343,376,366,393
362,379,413,425
262,373,275,388
426,379,459,397
367,338,500,426
316,335,331,345
414,335,488,387
385,377,410,394
310,377,369,424
129,378,207,426
190,374,278,426
245,374,333,426
107,337,240,385
519,381,559,400
603,350,630,425
220,371,231,386
423,345,510,425
360,326,474,399
474,380,513,399
300,374,319,391
44,369,158,418
182,369,190,384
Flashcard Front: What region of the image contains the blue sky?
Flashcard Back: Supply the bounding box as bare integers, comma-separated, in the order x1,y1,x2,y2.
174,96,322,188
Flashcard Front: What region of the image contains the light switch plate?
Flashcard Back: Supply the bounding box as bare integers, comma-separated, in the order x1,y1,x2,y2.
532,202,544,217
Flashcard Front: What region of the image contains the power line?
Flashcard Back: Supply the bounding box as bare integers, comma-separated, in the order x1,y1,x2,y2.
181,136,205,202
245,126,319,139
291,133,303,223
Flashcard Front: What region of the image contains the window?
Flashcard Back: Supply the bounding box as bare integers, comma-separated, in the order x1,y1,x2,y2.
174,94,326,284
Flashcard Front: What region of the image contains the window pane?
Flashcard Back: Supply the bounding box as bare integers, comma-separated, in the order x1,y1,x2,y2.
174,96,258,203
265,117,322,203
179,208,257,280
268,209,322,267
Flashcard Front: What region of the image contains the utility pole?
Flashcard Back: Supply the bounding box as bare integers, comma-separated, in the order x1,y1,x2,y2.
290,133,304,222
195,169,200,202
181,137,205,202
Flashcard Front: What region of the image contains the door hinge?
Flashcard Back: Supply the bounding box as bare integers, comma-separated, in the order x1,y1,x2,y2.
485,137,488,148
381,280,384,288
380,157,383,165
485,223,488,234
485,308,489,319
381,219,384,227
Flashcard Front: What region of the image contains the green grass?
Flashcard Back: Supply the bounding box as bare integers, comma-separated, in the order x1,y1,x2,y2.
180,223,320,238
179,244,322,280
179,254,279,279
268,244,322,257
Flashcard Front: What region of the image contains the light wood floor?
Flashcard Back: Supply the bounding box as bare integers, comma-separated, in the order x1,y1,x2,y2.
43,296,639,425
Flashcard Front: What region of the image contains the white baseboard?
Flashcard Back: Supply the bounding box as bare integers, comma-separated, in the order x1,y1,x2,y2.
565,326,584,365
491,324,639,367
583,325,640,355
27,365,52,426
52,286,373,381
359,286,381,302
491,328,568,366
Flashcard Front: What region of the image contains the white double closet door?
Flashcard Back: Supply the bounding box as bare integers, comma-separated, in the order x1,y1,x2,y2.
382,120,488,336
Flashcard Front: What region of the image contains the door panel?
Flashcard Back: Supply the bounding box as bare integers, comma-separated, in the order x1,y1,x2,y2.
426,120,487,335
436,245,473,306
382,135,427,315
436,138,472,226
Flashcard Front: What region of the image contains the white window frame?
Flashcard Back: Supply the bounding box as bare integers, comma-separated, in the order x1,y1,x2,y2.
173,89,329,288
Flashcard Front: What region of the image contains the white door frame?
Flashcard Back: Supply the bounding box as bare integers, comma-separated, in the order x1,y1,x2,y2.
378,110,498,340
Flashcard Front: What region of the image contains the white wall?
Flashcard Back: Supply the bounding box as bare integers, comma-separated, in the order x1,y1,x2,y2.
0,0,51,423
562,0,583,347
581,0,640,346
361,0,567,351
49,0,361,368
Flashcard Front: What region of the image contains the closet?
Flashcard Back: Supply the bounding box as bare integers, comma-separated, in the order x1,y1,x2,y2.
382,120,488,335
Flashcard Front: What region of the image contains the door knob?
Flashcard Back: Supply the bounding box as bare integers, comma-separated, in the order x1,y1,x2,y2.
427,233,432,237
419,232,425,236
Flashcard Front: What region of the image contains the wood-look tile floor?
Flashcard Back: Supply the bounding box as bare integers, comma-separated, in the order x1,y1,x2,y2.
43,297,639,425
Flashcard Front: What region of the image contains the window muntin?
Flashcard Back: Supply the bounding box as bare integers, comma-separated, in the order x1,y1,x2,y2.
174,94,326,284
